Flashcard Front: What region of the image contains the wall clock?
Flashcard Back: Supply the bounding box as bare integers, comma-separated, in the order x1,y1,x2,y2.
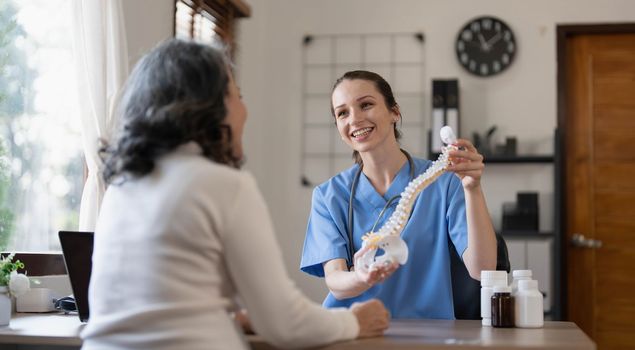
455,16,517,77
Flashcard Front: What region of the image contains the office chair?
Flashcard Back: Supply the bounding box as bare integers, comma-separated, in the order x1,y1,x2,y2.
448,233,511,320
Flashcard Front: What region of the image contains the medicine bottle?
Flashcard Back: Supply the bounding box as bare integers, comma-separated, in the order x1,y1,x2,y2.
511,270,532,295
480,270,508,326
491,285,514,328
515,279,544,328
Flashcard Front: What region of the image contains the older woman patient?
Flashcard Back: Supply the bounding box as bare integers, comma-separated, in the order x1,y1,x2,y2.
81,39,389,350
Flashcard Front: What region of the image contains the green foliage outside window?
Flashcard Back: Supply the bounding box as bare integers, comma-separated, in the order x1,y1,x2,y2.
0,0,83,250
0,144,13,250
0,0,31,250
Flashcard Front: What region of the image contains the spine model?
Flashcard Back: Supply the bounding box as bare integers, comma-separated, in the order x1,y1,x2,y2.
358,126,457,270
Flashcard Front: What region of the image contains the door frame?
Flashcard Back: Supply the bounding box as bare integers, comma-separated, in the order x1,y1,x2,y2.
555,22,635,321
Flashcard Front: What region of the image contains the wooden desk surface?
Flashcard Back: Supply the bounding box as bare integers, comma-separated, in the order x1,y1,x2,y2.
0,313,84,346
249,319,596,350
1,314,595,350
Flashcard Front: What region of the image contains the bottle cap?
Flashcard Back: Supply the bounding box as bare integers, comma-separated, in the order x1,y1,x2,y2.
481,270,508,281
512,270,532,278
482,278,509,287
481,279,495,287
518,279,538,290
493,285,511,294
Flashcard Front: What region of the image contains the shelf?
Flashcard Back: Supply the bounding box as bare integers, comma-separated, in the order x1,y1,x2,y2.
483,155,554,164
428,153,554,163
499,231,554,239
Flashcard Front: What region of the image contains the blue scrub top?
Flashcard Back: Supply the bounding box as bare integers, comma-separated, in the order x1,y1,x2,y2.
300,157,468,319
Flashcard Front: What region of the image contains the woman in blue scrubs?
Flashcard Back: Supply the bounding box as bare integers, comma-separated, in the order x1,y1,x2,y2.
300,70,497,319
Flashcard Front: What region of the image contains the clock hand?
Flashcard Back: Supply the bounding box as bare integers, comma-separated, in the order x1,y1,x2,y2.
486,32,502,46
477,33,489,51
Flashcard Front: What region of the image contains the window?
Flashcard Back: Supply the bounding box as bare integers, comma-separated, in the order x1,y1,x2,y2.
174,0,251,52
0,0,83,251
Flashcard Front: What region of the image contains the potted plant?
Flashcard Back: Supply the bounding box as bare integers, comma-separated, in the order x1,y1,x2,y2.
0,253,30,326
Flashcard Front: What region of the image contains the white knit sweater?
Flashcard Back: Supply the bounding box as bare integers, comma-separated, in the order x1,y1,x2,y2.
81,143,358,350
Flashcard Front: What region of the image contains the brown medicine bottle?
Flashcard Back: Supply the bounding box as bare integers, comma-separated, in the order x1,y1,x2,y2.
491,285,515,328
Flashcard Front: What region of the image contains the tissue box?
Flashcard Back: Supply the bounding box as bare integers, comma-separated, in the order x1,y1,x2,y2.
30,275,73,295
16,288,61,312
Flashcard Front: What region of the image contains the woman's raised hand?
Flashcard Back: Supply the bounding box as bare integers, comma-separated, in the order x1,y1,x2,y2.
446,138,485,190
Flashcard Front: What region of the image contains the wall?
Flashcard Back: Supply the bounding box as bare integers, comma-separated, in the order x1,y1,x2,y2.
236,0,635,302
121,0,175,68
121,0,635,303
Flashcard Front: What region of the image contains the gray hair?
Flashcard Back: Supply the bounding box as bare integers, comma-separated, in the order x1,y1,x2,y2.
101,39,239,183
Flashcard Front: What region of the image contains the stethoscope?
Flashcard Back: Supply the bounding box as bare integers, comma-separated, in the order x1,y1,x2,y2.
346,149,415,268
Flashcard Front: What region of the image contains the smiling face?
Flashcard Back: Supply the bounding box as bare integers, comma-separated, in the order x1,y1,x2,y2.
332,79,400,156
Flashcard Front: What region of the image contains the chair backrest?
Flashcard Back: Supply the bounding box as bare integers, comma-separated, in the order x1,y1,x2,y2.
448,233,510,320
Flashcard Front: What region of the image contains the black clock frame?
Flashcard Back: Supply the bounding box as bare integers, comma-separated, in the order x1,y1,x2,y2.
455,16,517,77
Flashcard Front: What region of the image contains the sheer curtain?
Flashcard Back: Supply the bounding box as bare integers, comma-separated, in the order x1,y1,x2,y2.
72,0,129,231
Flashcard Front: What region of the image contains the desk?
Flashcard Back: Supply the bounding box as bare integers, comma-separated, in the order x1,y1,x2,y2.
0,313,83,348
1,313,595,350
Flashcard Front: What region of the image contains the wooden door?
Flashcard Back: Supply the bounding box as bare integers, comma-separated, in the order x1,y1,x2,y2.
564,32,635,349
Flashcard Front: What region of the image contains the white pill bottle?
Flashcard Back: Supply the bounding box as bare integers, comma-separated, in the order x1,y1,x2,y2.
515,279,544,328
480,270,508,326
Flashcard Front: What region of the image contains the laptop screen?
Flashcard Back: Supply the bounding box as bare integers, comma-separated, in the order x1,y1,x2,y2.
58,230,94,322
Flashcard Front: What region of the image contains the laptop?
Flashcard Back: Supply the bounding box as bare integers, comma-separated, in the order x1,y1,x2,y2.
58,230,94,322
